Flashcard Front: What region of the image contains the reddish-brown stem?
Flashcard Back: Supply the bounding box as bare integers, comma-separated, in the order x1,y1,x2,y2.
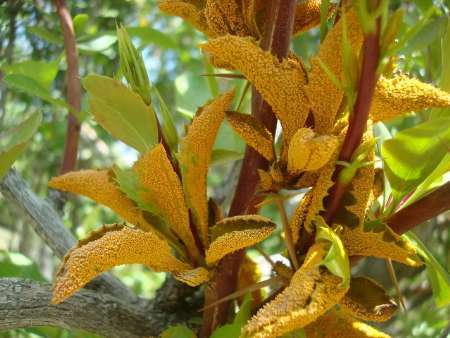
200,1,296,336
55,0,81,174
323,18,381,225
387,182,450,235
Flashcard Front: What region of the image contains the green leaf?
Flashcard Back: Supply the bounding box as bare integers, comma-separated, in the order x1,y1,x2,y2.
83,74,158,153
211,294,253,338
153,87,179,150
27,26,62,44
78,34,117,53
73,14,89,36
319,0,331,42
0,250,46,281
126,26,179,50
315,217,350,289
381,117,450,207
0,112,42,179
2,59,60,90
3,74,71,110
211,149,243,166
405,232,450,308
161,325,196,338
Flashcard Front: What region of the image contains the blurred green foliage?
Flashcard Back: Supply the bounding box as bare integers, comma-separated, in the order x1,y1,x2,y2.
0,0,449,337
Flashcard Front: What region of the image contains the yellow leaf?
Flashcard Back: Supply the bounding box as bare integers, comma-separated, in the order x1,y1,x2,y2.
49,170,151,231
340,221,422,267
293,0,334,36
340,277,397,322
133,144,199,260
174,266,211,287
226,111,274,162
52,224,191,304
304,308,391,338
371,75,450,122
205,0,249,37
242,244,348,338
306,9,363,133
239,255,263,306
158,0,211,36
287,128,339,174
205,215,275,265
201,36,309,145
178,90,235,247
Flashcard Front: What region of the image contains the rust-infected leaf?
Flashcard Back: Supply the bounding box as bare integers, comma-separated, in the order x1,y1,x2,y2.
242,244,348,338
133,144,199,259
178,90,235,247
48,170,151,231
306,9,363,133
239,255,263,306
174,266,211,286
341,221,422,267
52,224,190,304
205,215,275,265
293,0,335,36
158,0,211,36
340,277,397,322
287,128,339,174
205,0,249,37
304,308,391,338
201,36,309,144
371,75,450,122
226,111,274,162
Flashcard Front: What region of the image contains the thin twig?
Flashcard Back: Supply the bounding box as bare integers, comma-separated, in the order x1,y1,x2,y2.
386,259,405,310
275,195,299,270
54,0,81,174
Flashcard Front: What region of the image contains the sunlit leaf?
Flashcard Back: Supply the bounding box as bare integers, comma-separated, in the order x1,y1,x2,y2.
27,26,62,44
161,325,196,338
83,74,159,153
211,294,253,338
0,250,46,282
73,14,89,36
2,59,60,90
0,112,42,179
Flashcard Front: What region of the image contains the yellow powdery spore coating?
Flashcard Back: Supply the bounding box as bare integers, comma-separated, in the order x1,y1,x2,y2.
243,244,348,338
205,0,248,37
48,170,150,231
226,111,274,162
52,224,190,304
304,308,391,338
174,266,210,286
340,277,397,322
178,90,234,247
371,75,450,122
306,9,363,133
287,128,339,174
201,36,309,144
340,226,422,267
158,1,211,36
205,226,274,265
133,144,198,259
293,0,333,35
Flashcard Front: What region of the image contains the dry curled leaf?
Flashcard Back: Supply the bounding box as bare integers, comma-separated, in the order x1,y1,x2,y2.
340,277,397,322
371,75,450,122
178,90,235,247
201,36,309,145
287,128,339,174
304,308,391,338
306,9,363,133
49,170,151,231
133,144,199,259
205,215,275,265
53,224,190,304
226,111,274,162
242,244,348,338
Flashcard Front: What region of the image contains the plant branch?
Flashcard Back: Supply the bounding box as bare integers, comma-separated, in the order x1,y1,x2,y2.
200,1,297,336
0,278,197,338
323,18,381,225
0,169,138,304
54,0,82,174
386,182,450,235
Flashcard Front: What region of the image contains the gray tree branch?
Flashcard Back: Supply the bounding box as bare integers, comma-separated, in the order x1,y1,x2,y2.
0,278,196,337
0,169,138,304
